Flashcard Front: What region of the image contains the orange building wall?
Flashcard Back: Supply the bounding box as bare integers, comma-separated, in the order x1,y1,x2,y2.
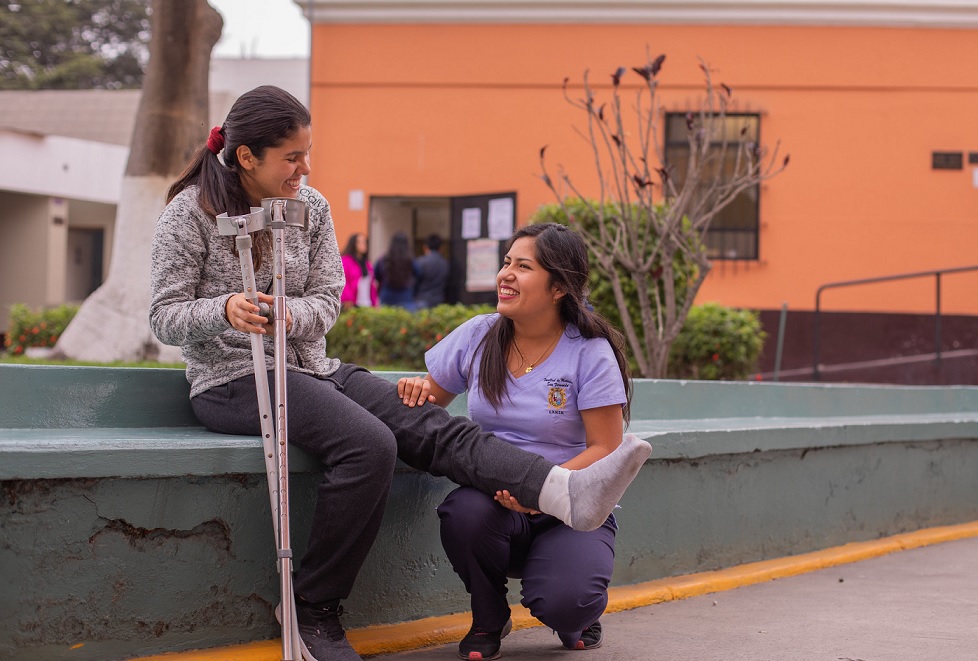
307,23,978,314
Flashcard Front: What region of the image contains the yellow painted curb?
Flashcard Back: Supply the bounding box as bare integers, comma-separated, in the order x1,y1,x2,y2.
136,519,978,660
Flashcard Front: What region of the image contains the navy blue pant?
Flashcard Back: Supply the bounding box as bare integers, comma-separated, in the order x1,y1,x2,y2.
437,486,616,635
192,364,554,604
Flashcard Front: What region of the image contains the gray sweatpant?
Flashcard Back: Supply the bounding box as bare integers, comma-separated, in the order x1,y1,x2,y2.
191,362,554,603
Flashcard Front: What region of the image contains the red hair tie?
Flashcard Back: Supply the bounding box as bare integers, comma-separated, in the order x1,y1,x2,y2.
206,126,225,154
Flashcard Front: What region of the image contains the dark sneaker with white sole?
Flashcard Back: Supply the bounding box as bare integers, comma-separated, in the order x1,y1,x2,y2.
295,600,362,661
458,618,513,660
558,620,603,650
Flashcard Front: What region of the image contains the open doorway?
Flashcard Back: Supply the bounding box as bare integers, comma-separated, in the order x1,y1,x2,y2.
66,227,104,302
368,192,516,306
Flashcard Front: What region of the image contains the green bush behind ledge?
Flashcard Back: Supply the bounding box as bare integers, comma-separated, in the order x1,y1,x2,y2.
327,302,765,379
4,303,78,356
3,301,765,379
326,304,496,370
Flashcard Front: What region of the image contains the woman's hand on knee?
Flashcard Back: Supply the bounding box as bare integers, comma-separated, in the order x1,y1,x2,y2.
397,376,435,407
494,490,540,515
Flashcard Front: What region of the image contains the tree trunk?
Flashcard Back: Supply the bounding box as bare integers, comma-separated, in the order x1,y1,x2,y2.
56,0,222,362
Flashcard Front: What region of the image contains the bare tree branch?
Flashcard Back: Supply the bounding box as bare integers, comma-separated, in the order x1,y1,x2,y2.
540,51,789,377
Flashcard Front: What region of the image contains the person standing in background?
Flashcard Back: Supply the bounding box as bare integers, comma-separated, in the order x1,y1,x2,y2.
414,234,450,309
375,231,417,310
340,233,378,309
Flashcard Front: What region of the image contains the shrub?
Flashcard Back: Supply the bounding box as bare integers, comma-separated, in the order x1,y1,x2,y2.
4,303,78,356
327,304,495,370
668,302,765,381
328,301,762,380
528,199,701,371
529,200,764,380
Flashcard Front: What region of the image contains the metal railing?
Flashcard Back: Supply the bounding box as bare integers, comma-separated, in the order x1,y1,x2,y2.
813,265,978,381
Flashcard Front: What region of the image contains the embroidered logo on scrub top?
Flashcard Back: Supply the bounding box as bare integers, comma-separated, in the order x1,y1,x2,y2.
545,377,571,416
548,387,567,411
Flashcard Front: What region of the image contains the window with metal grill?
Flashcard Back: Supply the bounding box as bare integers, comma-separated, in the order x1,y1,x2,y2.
664,113,760,261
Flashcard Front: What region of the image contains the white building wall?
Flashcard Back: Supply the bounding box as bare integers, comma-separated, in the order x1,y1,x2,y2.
45,197,68,305
0,131,126,203
210,57,308,115
0,192,52,330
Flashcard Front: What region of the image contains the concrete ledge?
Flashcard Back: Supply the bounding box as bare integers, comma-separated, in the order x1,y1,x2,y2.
2,364,978,660
0,364,199,428
6,413,978,478
5,365,978,478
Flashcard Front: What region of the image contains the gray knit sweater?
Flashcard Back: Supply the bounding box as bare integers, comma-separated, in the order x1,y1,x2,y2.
149,185,343,398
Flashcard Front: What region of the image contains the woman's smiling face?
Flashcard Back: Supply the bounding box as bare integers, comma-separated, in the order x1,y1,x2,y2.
496,236,561,320
238,124,312,204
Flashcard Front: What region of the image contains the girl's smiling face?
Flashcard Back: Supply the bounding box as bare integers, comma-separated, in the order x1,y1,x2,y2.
237,124,312,203
496,236,562,321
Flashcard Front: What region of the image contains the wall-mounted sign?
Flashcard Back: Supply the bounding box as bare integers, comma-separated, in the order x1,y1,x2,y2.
487,197,514,240
466,238,500,292
932,152,963,170
461,207,482,239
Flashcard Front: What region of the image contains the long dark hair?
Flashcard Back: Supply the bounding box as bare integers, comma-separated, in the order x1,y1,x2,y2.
343,232,369,275
166,85,311,267
342,233,365,258
475,222,632,424
382,232,415,289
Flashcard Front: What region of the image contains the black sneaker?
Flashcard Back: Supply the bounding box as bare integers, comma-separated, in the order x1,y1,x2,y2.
295,600,362,661
558,620,603,650
458,618,513,660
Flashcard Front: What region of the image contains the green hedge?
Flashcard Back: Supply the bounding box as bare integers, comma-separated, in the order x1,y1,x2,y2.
4,303,78,356
528,200,763,380
326,304,495,370
667,302,765,380
528,200,700,338
4,300,764,380
329,302,764,379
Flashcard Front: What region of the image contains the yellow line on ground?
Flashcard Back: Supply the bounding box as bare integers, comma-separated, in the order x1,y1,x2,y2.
136,519,978,660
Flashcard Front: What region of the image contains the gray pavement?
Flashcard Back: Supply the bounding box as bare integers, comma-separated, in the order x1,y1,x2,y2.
371,536,978,661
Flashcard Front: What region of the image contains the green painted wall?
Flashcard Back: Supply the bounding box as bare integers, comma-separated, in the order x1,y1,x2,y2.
1,365,977,660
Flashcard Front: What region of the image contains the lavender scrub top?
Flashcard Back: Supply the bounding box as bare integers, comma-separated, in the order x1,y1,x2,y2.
425,313,627,465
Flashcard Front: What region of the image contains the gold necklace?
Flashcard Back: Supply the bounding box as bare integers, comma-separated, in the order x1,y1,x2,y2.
512,328,563,374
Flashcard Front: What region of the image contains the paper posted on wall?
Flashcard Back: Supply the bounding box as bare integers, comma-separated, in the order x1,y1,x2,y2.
465,238,500,292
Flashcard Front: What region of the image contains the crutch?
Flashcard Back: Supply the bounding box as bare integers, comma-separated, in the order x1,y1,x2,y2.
217,196,312,661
